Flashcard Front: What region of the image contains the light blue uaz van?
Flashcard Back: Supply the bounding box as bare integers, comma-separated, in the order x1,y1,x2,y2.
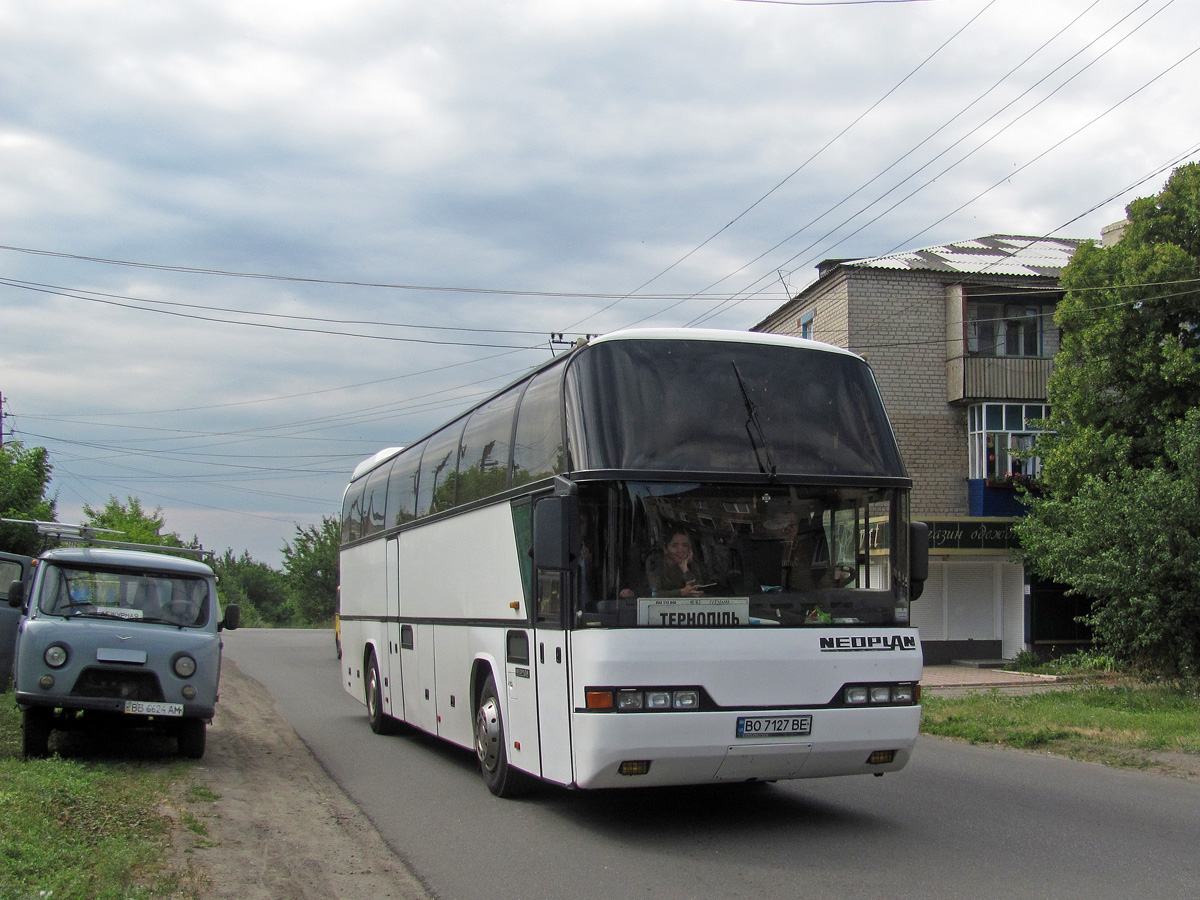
7,546,239,759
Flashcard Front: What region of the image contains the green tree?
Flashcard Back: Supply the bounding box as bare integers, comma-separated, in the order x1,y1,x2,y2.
281,516,340,625
83,496,185,547
1016,163,1200,679
212,549,289,626
0,441,56,555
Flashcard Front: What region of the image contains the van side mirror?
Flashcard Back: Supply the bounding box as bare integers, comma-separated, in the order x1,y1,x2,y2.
221,604,241,631
532,494,581,571
7,580,24,609
909,521,929,601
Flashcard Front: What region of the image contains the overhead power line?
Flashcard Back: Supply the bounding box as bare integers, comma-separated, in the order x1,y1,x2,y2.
567,0,1000,332
0,244,755,302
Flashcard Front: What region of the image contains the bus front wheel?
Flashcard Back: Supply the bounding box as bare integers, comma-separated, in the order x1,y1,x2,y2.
474,674,531,798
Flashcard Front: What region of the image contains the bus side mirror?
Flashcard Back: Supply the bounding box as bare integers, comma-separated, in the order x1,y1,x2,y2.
221,604,241,632
533,495,581,571
7,580,24,609
909,521,929,601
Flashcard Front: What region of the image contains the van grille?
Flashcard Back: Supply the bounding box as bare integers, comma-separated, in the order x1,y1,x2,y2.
71,668,165,702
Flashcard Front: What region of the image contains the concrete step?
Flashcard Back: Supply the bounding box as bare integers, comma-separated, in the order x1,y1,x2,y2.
950,658,1013,669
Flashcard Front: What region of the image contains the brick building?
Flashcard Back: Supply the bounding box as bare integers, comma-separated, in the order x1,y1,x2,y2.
753,235,1088,663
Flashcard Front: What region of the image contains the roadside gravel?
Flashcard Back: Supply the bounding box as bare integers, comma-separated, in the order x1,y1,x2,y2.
173,660,435,900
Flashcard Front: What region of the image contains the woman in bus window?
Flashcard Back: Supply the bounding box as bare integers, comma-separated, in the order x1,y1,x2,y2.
646,529,710,597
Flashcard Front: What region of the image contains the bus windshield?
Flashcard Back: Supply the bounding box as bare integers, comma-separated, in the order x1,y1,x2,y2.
575,482,909,629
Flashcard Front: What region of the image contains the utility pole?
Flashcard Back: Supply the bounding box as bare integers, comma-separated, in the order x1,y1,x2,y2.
0,390,5,447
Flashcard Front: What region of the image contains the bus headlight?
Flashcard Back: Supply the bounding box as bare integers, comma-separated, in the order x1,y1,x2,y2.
869,686,893,704
173,654,197,678
617,689,644,710
673,690,700,709
841,683,919,706
586,686,707,712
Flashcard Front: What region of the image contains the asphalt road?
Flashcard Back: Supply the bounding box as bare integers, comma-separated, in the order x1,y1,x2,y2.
224,629,1200,900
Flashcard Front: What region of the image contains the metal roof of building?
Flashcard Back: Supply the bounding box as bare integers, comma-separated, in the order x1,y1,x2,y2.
842,234,1084,279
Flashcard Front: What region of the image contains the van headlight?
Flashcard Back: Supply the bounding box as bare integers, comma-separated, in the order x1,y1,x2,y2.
173,655,197,678
44,645,69,668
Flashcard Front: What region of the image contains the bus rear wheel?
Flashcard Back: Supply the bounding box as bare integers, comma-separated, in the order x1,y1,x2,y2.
474,674,531,798
365,653,392,735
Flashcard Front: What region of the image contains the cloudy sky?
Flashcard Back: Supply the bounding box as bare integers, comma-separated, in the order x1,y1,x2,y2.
2,0,1197,565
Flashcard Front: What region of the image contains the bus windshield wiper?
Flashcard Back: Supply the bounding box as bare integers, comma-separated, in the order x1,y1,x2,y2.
731,361,777,478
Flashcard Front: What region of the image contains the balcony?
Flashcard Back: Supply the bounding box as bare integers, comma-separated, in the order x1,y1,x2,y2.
948,356,1053,404
966,478,1033,517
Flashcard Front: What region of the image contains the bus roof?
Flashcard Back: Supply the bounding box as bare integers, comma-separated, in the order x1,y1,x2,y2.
590,328,862,361
351,446,405,482
347,329,867,483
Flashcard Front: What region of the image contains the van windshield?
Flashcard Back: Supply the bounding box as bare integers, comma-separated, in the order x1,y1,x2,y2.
39,565,211,628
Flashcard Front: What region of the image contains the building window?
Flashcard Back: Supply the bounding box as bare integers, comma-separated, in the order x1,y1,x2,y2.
968,403,1050,481
968,303,1046,357
798,311,814,341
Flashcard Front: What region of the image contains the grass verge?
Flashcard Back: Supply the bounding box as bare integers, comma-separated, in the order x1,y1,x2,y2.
0,697,201,900
921,682,1200,777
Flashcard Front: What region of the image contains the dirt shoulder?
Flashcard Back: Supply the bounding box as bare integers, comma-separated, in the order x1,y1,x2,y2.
171,660,434,900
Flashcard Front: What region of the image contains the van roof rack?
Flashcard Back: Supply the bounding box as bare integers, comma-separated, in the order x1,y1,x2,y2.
0,519,213,562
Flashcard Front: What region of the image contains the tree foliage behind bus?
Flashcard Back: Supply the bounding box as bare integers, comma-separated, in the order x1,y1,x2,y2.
1016,163,1200,681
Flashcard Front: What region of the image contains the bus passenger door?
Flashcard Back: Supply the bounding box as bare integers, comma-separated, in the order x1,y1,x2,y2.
502,628,541,776
384,537,403,721
534,569,573,786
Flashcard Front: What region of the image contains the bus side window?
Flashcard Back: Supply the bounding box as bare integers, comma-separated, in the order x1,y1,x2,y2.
536,571,563,627
512,364,565,487
416,425,464,517
458,389,520,505
506,630,530,665
341,480,366,543
386,443,422,528
510,500,534,611
361,466,390,538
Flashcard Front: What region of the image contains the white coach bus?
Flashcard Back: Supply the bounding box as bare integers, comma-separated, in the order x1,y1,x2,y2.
339,329,928,796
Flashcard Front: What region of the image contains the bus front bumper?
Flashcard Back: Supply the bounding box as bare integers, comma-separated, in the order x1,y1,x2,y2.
570,705,921,790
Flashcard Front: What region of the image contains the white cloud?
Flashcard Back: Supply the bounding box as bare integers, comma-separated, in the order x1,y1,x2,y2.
3,0,1199,564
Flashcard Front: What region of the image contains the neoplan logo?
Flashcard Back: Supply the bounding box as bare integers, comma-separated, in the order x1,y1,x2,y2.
819,635,918,652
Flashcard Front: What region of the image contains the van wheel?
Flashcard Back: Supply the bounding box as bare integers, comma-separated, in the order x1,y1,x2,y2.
474,674,531,797
22,707,53,759
178,718,207,759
